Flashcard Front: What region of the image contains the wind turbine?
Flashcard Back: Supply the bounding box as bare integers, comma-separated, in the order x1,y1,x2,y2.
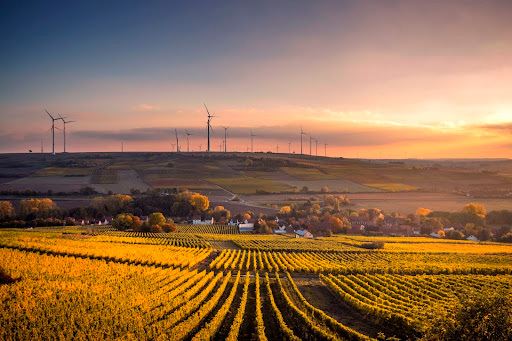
58,114,75,153
174,129,180,152
221,125,230,152
185,130,193,152
204,104,215,153
250,129,257,153
171,143,176,151
45,110,60,155
288,141,291,154
324,142,327,157
276,144,279,153
309,134,314,156
314,138,318,156
219,142,223,152
198,143,203,152
300,125,307,155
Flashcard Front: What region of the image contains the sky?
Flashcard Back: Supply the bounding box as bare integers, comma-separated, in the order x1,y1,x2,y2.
1,0,512,158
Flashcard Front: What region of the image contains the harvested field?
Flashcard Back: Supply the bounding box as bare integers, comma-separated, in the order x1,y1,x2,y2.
0,176,91,192
280,179,382,192
206,177,296,194
92,170,149,194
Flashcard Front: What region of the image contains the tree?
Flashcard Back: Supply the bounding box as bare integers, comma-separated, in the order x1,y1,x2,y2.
91,194,133,216
279,206,291,216
416,207,432,216
0,201,14,221
19,198,57,219
112,214,133,231
422,290,512,341
131,216,142,231
162,218,177,233
190,194,209,211
463,203,486,217
149,212,166,227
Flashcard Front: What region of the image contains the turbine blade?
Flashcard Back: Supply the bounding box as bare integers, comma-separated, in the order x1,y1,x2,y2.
45,109,54,120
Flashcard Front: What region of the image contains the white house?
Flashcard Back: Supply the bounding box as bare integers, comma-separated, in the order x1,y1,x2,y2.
467,235,479,242
239,219,255,232
430,232,441,238
295,229,313,239
192,215,214,225
274,225,287,234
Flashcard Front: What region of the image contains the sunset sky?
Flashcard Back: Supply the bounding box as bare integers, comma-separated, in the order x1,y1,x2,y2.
1,1,511,158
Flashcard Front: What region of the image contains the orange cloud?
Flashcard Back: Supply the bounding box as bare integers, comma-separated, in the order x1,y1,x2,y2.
132,104,160,111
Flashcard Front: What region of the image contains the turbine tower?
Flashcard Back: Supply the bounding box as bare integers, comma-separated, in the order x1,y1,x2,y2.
288,141,291,154
250,129,257,153
314,138,318,156
175,129,179,152
45,110,60,155
198,143,203,151
185,130,193,152
58,114,75,153
204,104,215,153
300,125,307,155
221,125,230,152
324,142,327,157
309,134,314,156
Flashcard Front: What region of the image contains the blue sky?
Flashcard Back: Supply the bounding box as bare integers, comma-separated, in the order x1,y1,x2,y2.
1,1,512,157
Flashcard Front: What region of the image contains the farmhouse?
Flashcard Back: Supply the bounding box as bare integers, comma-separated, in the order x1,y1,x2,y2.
239,219,255,232
192,215,214,225
295,229,313,239
467,235,479,242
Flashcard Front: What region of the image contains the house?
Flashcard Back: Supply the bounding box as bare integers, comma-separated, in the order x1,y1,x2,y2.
239,219,255,232
192,215,214,225
430,232,441,238
295,229,313,239
412,228,421,236
228,219,239,226
348,216,371,230
140,216,149,223
467,235,479,242
103,216,113,225
274,225,287,234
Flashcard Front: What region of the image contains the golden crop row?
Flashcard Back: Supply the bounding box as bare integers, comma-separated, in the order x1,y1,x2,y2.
210,248,512,275
320,272,512,335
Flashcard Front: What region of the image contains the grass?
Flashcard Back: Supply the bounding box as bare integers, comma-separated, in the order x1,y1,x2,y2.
280,167,334,180
364,183,419,192
205,177,297,194
32,167,95,177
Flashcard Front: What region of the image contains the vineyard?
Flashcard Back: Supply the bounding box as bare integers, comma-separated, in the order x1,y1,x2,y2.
1,227,511,340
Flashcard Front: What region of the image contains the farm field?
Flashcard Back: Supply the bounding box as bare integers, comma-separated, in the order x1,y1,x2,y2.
1,227,512,340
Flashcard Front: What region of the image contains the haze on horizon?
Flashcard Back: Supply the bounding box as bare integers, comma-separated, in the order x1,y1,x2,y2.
1,0,511,158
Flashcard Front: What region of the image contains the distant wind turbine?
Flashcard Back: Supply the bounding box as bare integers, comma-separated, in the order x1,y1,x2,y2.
309,134,314,156
45,109,60,155
300,125,307,155
288,141,291,154
221,125,230,152
198,143,203,152
324,142,327,157
250,129,257,153
171,143,175,151
58,114,75,153
314,138,318,156
174,129,180,152
185,130,193,152
204,104,216,153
